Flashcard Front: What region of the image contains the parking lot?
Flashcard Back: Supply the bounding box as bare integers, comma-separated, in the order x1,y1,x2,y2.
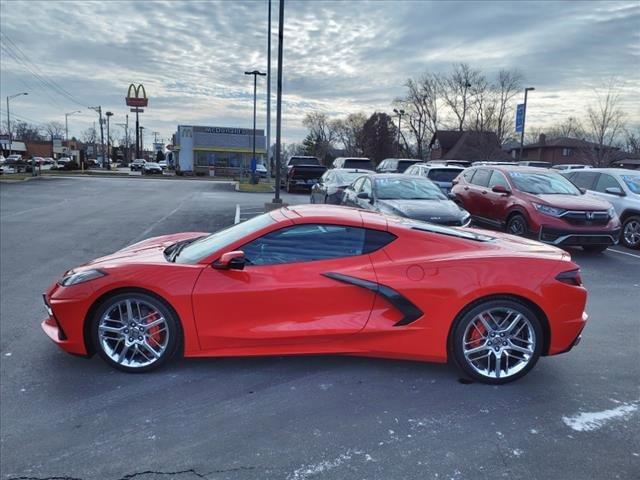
1,176,638,480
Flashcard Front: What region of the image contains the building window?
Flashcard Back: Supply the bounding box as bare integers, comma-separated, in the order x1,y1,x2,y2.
562,148,572,157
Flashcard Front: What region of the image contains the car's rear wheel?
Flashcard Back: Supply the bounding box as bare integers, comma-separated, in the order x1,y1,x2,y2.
91,292,180,372
622,215,640,249
582,245,608,253
452,299,543,384
506,213,528,236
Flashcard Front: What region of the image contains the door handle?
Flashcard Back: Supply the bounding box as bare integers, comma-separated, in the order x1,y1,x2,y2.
481,190,487,194
464,187,469,191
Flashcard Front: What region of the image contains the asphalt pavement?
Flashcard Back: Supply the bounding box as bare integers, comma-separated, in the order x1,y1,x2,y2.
1,176,638,480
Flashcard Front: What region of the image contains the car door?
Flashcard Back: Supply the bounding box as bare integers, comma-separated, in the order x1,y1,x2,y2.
342,177,364,207
591,172,625,214
355,177,374,210
191,223,378,349
464,168,491,218
484,170,512,220
312,171,331,203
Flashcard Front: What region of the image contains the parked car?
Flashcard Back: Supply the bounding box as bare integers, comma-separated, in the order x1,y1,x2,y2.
426,160,472,168
376,158,422,173
331,157,376,171
0,155,6,165
43,157,55,165
158,160,168,170
451,165,621,252
41,204,587,384
472,161,518,166
130,159,147,171
281,156,327,192
405,163,465,195
6,154,22,162
342,173,470,227
310,168,372,204
142,162,163,174
54,157,72,170
562,168,640,249
255,162,268,178
552,164,592,172
518,161,552,168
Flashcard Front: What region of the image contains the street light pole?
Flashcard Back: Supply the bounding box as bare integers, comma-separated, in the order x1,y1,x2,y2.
64,110,81,158
245,70,266,183
105,111,113,169
89,106,105,168
6,92,28,156
518,87,535,161
272,0,285,204
393,108,405,156
266,0,272,175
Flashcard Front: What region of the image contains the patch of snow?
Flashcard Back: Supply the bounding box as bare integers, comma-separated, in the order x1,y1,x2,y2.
287,449,365,480
319,383,332,390
562,403,638,432
530,429,538,434
4,352,12,357
511,449,524,457
496,431,503,437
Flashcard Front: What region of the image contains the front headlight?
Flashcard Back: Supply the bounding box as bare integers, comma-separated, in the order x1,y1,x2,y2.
461,212,471,226
608,206,616,219
58,269,106,286
532,203,566,217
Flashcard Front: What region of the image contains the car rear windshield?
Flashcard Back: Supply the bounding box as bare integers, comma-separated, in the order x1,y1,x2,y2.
175,213,276,264
334,171,367,185
375,176,446,200
289,157,320,166
508,171,581,195
427,168,464,182
397,160,420,172
344,159,374,170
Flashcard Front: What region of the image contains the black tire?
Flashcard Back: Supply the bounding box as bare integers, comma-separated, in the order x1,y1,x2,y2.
451,299,543,385
90,291,181,373
506,213,528,237
582,245,608,253
621,215,640,249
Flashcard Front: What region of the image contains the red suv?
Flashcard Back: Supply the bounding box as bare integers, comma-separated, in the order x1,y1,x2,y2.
451,166,621,252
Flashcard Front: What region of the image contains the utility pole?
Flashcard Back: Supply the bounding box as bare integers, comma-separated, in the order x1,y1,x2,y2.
105,111,113,169
89,106,105,168
6,92,28,156
65,110,81,159
393,108,405,157
139,126,144,156
245,70,266,183
266,0,272,175
116,120,128,165
518,87,535,161
272,0,285,204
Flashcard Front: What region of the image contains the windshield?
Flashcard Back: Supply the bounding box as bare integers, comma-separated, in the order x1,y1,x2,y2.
289,157,320,166
428,169,463,183
621,174,640,194
175,213,275,264
375,176,447,200
344,159,374,170
508,171,581,195
397,160,419,172
334,171,367,184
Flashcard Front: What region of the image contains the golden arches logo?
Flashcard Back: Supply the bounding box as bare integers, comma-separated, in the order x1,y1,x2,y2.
125,83,148,107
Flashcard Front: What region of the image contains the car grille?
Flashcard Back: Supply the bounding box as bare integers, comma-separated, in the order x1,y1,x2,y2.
562,211,609,226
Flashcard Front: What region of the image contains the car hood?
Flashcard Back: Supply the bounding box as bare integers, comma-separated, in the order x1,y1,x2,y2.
529,193,612,210
81,232,208,268
377,199,467,221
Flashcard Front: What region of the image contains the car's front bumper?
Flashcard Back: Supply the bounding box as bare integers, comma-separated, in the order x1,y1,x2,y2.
539,226,621,246
41,285,93,356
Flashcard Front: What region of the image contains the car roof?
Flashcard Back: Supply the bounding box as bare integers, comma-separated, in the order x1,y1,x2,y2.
570,167,637,174
473,165,558,174
335,157,371,161
331,168,374,173
277,204,386,229
416,163,465,170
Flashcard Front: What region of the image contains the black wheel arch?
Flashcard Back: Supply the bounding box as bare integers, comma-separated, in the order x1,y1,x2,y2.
446,294,551,360
82,287,184,358
620,209,640,223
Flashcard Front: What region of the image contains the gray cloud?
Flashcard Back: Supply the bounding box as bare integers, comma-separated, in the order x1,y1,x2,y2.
0,0,638,145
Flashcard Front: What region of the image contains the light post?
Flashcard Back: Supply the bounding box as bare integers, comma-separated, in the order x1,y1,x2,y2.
105,111,113,169
272,0,285,205
393,108,405,156
518,87,535,161
266,0,272,176
64,110,81,158
6,92,28,156
88,106,105,168
245,70,266,183
116,115,129,164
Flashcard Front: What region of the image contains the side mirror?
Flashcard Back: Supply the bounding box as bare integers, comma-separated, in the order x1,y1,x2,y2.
579,187,587,195
213,250,245,270
605,187,625,196
357,192,370,200
491,185,511,194
448,191,457,200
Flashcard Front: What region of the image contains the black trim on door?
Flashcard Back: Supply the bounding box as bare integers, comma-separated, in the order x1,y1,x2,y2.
322,272,423,326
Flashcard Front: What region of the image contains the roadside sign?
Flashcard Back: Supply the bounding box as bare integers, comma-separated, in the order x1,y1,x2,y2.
130,108,144,113
515,103,525,133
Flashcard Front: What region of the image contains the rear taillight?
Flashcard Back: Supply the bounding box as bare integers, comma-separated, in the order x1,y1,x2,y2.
556,269,582,286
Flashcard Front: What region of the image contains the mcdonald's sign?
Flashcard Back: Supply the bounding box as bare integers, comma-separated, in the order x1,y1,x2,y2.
125,83,148,107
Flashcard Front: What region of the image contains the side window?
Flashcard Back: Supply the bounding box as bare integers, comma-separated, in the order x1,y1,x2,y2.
571,172,599,189
241,224,367,266
360,178,372,196
321,171,333,183
488,171,510,189
405,166,415,175
352,177,365,191
462,169,476,182
594,174,621,193
470,169,491,187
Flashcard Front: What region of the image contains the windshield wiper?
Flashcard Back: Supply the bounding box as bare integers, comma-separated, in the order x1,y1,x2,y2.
166,237,203,262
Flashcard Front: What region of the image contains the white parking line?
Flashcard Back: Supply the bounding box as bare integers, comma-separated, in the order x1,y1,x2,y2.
234,204,240,224
607,248,640,260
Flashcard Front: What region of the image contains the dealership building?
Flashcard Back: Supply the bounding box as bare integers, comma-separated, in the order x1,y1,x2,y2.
173,125,266,176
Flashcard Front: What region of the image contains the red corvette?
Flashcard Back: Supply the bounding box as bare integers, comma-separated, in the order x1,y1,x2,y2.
42,205,587,384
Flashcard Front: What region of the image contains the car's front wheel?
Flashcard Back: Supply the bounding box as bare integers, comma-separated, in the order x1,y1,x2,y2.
622,215,640,249
91,292,180,372
452,299,543,384
506,213,528,237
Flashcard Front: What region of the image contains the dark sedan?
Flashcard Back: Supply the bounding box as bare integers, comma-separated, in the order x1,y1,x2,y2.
310,168,373,204
341,173,471,226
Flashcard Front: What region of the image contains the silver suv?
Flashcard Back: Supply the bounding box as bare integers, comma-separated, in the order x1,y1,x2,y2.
564,168,640,249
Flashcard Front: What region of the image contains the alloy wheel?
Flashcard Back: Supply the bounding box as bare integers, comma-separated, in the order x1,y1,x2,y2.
507,215,526,236
623,218,640,248
462,307,536,380
98,298,169,368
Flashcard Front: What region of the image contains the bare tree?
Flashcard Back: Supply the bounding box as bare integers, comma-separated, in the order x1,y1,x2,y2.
302,112,337,145
12,121,44,141
81,126,97,145
584,81,626,166
493,69,523,143
331,113,367,156
468,74,493,133
44,121,65,140
547,116,585,139
441,63,483,131
623,128,640,154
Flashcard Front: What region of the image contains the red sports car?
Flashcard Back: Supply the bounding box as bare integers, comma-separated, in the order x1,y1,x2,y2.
42,205,587,384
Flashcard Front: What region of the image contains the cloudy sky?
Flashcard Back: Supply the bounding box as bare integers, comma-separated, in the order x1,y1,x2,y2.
0,0,638,147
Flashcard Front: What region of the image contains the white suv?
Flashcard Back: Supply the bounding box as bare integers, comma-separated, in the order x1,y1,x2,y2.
564,168,640,249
